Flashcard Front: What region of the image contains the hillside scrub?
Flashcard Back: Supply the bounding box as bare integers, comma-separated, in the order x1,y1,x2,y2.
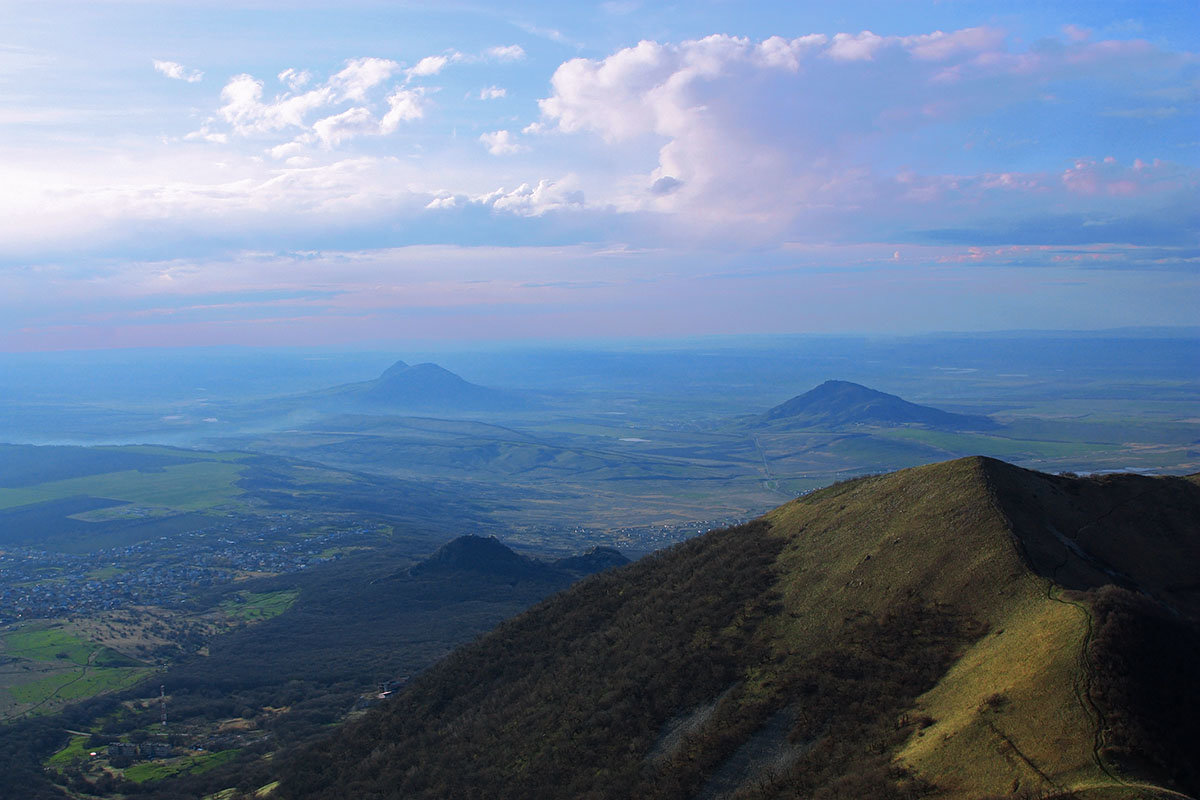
277,520,784,799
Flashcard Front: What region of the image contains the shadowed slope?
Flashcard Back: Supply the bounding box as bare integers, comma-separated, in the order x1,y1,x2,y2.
985,462,1200,617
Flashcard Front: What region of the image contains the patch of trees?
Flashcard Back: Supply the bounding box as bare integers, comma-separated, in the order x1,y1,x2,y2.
0,718,71,799
721,603,983,800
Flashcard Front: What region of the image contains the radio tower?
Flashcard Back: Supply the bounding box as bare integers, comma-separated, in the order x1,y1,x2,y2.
160,685,167,730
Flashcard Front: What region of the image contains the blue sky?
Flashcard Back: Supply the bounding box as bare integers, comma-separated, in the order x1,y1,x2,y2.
0,0,1196,349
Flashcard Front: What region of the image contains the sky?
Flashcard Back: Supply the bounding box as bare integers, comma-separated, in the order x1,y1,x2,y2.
0,0,1196,350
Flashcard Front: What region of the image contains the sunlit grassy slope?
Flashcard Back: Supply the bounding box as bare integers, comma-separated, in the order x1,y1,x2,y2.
276,457,1200,800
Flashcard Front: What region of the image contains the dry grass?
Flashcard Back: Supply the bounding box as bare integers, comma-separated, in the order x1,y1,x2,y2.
764,457,1116,798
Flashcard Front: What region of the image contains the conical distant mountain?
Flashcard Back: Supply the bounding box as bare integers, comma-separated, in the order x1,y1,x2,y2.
409,535,555,580
756,379,997,430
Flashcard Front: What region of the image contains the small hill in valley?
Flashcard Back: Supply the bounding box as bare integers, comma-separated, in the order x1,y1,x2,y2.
408,535,629,582
553,546,630,575
276,457,1200,800
755,379,998,430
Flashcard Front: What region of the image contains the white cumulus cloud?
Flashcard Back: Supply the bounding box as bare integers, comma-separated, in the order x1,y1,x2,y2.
329,57,401,101
380,88,427,131
480,177,584,215
205,57,426,145
153,59,203,83
278,67,312,90
533,28,1195,241
826,31,886,61
486,44,526,62
312,107,377,147
480,129,527,155
217,74,333,135
409,55,450,77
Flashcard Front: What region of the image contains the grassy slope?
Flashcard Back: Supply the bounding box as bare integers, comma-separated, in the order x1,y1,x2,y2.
0,626,151,720
274,458,1199,800
764,458,1104,797
220,589,300,622
769,458,1200,799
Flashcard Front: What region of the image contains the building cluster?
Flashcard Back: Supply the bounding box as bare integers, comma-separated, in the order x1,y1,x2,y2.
615,517,748,548
377,676,410,699
0,515,385,625
105,741,173,760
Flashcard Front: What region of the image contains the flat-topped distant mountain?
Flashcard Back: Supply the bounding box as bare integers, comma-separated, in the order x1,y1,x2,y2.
755,379,998,431
278,457,1200,800
309,360,527,413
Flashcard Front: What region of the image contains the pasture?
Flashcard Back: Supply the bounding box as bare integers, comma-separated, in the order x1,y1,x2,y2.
0,460,248,512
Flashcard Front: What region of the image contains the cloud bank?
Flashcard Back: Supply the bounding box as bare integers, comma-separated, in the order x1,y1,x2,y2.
532,30,1197,245
0,22,1194,348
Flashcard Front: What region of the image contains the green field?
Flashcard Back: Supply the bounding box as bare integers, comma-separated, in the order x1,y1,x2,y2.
123,748,240,783
3,627,140,668
4,627,97,666
0,627,151,718
221,589,300,622
46,735,92,769
8,666,152,709
875,427,1112,460
0,460,248,511
96,445,249,463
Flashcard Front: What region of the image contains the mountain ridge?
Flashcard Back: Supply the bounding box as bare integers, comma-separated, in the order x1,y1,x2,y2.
276,456,1200,800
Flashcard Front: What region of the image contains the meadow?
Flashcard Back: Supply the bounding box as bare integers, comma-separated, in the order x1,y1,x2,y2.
0,626,151,720
0,460,248,512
